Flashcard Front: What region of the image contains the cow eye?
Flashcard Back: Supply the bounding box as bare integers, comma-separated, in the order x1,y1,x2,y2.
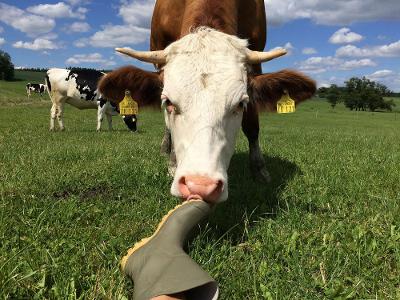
161,96,178,114
234,95,249,114
238,101,247,110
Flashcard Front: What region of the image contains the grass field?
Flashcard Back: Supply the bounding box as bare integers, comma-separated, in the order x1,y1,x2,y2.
0,75,399,299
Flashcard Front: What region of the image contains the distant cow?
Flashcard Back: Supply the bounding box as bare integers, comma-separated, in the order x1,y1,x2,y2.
45,68,136,131
26,83,46,97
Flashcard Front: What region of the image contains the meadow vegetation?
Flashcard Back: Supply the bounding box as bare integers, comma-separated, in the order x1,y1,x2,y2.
0,73,399,299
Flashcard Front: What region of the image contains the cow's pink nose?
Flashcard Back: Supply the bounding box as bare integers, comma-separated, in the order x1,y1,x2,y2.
178,175,223,203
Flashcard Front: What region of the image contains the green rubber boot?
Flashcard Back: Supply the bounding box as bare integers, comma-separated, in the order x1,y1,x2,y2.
121,200,218,300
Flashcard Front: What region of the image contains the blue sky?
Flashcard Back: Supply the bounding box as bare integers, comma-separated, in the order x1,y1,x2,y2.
1,0,400,91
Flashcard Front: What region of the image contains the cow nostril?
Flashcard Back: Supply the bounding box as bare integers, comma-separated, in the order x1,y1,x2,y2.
216,180,223,193
178,176,191,197
212,180,224,199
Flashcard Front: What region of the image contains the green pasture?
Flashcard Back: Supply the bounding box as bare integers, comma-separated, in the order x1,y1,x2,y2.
0,77,399,299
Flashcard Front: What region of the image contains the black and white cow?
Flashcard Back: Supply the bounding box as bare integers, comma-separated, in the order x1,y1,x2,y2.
45,68,136,131
26,83,46,97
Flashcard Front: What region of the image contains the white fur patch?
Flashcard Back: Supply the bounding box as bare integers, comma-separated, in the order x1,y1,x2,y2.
163,28,249,202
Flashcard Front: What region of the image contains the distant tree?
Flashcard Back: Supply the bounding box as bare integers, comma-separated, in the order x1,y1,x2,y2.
17,67,48,72
326,84,341,108
381,99,396,112
67,66,97,71
317,87,329,98
0,50,15,81
66,66,113,73
375,82,392,97
343,77,395,112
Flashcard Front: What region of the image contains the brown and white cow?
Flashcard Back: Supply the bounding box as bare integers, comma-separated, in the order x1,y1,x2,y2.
98,0,316,203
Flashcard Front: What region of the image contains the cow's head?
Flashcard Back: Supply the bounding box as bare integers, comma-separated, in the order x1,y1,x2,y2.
99,28,316,203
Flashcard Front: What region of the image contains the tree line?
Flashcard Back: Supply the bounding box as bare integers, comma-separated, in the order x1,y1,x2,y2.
318,77,396,112
15,67,112,73
17,67,49,72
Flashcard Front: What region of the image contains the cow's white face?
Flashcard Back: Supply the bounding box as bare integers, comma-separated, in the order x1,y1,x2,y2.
162,28,250,203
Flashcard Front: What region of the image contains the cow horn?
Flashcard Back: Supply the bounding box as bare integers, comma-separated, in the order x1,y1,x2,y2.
246,48,287,64
115,48,166,64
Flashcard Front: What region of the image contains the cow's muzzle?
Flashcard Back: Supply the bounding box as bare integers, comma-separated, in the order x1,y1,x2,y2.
178,175,224,204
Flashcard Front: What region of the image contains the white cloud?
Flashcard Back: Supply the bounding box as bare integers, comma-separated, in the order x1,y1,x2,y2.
367,70,395,79
13,38,59,51
70,22,91,32
0,37,5,46
66,0,91,6
72,1,153,49
318,83,331,88
65,52,116,67
119,0,155,28
74,38,88,47
266,0,400,26
298,56,376,73
336,40,400,57
284,42,294,54
39,32,58,40
0,3,55,36
76,24,150,48
298,56,341,74
338,59,376,70
27,2,87,19
329,28,364,44
302,47,317,55
367,70,400,91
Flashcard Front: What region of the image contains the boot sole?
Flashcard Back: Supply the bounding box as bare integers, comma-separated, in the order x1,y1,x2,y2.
120,199,204,271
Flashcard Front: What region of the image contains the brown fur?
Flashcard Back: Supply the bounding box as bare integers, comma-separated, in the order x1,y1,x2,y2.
251,70,317,111
98,66,162,107
150,0,266,52
187,0,237,35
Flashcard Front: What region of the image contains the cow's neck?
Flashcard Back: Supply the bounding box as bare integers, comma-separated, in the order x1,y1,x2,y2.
180,0,239,37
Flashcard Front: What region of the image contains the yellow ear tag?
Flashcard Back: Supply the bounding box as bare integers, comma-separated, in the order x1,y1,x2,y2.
277,92,296,114
119,90,138,115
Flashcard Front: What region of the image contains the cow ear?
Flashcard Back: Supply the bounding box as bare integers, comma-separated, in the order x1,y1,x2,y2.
98,66,162,107
250,69,316,111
